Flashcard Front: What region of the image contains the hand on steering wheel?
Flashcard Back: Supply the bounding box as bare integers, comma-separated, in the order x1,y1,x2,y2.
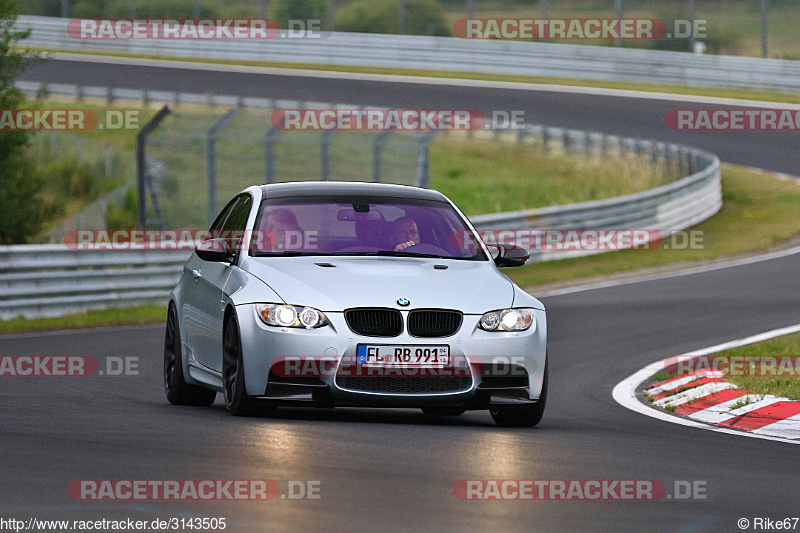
394,241,417,251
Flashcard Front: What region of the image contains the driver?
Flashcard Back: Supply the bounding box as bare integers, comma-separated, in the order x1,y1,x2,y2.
389,216,420,252
261,208,303,251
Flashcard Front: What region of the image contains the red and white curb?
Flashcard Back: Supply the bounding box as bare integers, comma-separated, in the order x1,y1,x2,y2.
613,324,800,445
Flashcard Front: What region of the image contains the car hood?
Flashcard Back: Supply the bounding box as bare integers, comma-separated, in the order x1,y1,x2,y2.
240,256,517,314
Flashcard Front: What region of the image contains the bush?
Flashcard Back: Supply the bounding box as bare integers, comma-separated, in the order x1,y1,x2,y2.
648,19,740,54
38,159,99,199
336,0,451,36
270,0,327,29
18,0,60,16
106,187,138,230
0,0,57,243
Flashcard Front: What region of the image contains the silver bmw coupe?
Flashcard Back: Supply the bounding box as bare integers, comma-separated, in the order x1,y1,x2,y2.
164,181,547,427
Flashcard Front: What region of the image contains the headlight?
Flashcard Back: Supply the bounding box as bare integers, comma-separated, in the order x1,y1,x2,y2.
478,308,534,332
256,304,329,329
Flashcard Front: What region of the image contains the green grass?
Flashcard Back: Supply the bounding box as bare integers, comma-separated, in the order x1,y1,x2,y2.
0,305,166,334
21,101,150,242
506,164,800,288
713,333,800,400
31,100,158,151
429,135,669,215
652,371,673,382
23,48,800,105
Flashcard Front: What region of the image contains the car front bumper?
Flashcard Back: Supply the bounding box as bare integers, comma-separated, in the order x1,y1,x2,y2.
236,304,547,408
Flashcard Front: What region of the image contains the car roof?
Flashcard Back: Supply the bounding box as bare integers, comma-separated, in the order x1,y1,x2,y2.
258,181,447,201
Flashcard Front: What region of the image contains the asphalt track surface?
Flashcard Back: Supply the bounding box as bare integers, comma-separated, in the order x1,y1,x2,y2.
3,57,798,532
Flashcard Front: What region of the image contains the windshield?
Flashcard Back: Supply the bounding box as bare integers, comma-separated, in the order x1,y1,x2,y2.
250,195,487,261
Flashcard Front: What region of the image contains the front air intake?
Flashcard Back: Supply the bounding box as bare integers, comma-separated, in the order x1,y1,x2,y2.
407,309,462,338
344,308,403,337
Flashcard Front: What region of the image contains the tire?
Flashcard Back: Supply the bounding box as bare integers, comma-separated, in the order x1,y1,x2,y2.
421,406,466,416
223,313,269,417
164,304,217,407
490,358,548,428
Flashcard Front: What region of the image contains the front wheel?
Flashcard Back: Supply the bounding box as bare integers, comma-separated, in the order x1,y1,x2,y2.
490,358,548,428
223,313,271,417
164,304,217,407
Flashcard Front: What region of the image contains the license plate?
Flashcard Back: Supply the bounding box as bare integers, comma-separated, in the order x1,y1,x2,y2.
357,345,450,367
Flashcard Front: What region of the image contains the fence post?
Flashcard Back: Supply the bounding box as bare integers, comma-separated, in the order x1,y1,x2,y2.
105,147,112,178
76,137,84,166
321,129,335,181
398,0,406,34
136,105,171,229
517,126,527,145
206,107,240,224
414,131,438,188
264,127,280,184
373,131,392,182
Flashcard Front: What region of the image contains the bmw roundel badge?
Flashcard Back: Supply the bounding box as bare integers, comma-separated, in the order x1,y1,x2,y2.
397,298,410,307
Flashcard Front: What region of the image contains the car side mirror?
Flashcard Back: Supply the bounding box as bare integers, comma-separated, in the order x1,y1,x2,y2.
493,243,530,268
196,238,236,263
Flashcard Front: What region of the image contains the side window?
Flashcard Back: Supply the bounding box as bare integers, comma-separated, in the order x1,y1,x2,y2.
222,195,253,255
223,195,252,233
209,197,239,235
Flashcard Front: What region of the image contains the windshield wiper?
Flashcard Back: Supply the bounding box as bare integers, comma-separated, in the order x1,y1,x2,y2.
253,251,334,257
332,250,450,259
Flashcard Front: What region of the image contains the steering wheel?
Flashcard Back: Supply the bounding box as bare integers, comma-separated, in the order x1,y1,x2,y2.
398,242,450,256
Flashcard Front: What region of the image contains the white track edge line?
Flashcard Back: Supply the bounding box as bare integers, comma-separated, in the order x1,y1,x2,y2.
534,244,800,298
612,323,800,445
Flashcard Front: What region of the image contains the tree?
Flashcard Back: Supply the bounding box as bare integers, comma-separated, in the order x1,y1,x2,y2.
0,0,53,243
270,0,328,29
336,0,451,37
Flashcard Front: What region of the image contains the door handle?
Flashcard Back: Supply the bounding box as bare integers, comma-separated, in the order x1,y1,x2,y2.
191,269,202,281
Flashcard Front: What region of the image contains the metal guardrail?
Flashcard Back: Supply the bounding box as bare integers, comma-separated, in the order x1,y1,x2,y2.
0,124,721,320
0,246,189,319
472,144,720,261
16,15,800,93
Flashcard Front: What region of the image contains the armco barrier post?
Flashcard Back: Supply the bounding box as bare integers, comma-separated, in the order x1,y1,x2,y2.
136,105,171,229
